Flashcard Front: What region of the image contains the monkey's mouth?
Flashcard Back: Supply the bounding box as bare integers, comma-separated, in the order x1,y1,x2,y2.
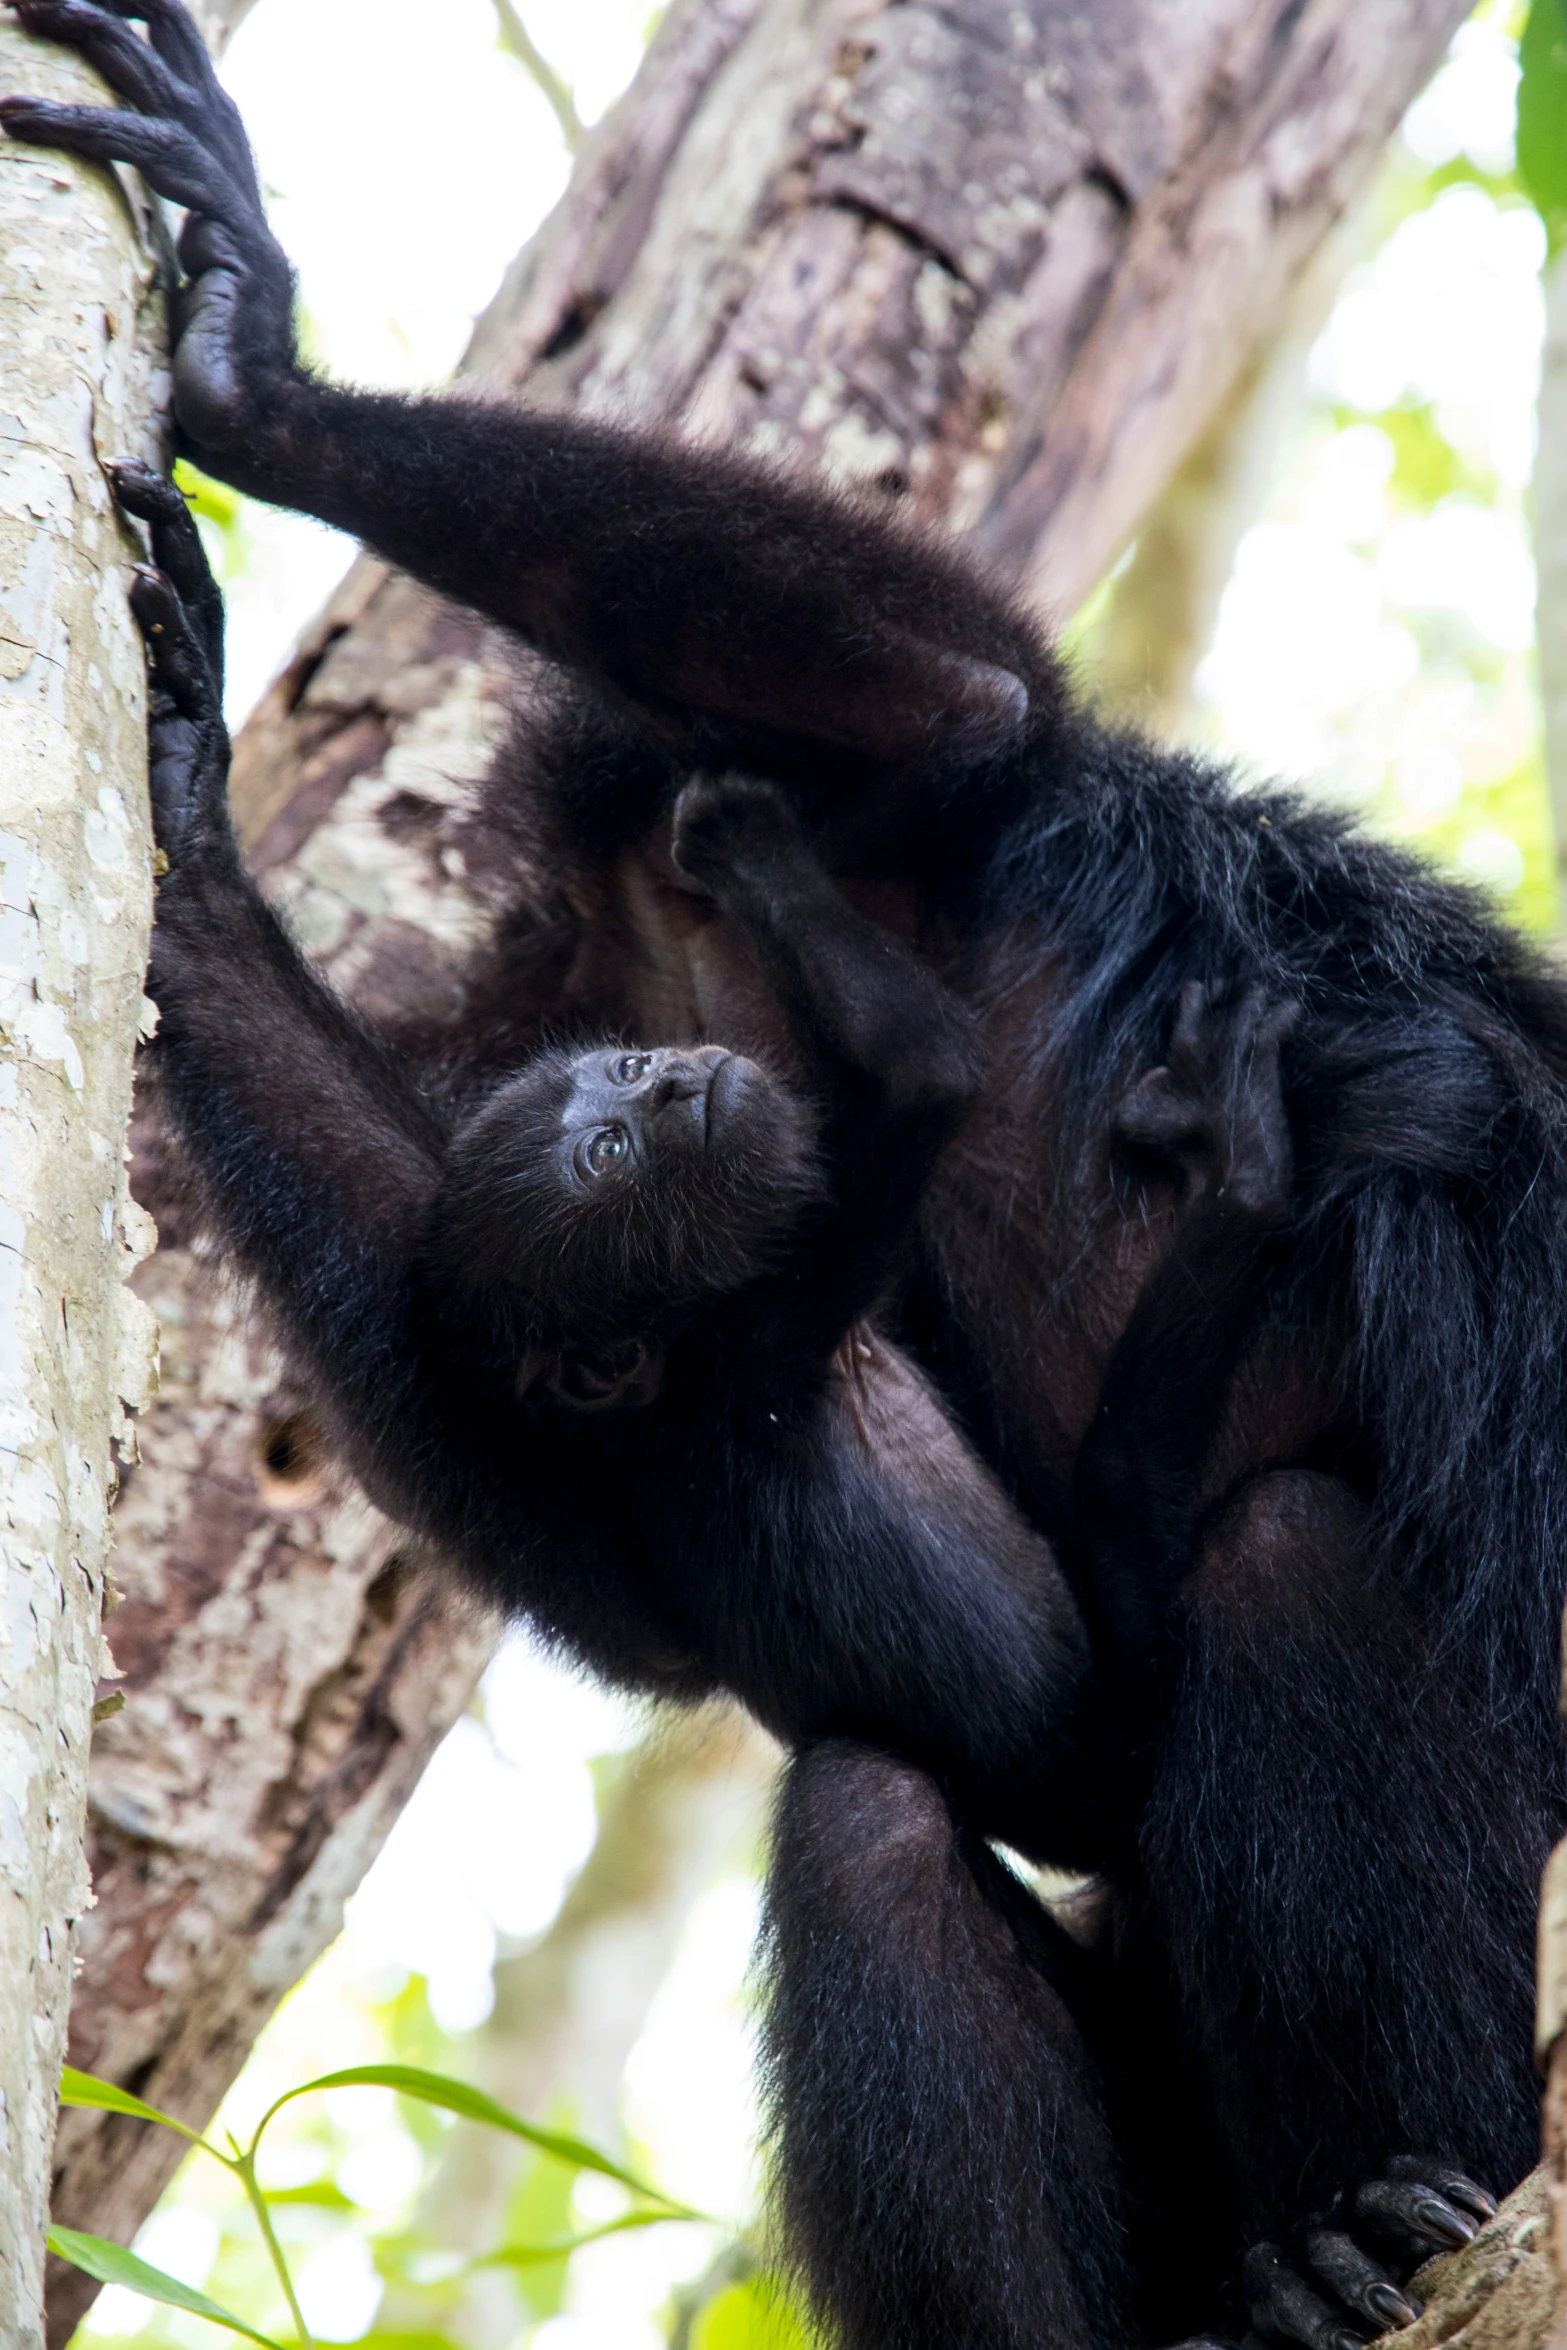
705,1051,752,1151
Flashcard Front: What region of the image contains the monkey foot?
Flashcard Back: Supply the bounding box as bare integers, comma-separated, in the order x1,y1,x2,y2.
1240,2158,1496,2349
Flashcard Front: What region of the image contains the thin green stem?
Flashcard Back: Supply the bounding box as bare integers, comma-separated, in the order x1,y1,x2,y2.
235,2152,315,2350
490,0,582,150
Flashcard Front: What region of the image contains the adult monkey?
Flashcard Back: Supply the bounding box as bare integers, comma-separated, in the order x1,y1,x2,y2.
7,7,1564,2346
112,454,1320,2350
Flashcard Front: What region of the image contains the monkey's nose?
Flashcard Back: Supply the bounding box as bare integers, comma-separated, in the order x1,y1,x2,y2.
647,1062,708,1108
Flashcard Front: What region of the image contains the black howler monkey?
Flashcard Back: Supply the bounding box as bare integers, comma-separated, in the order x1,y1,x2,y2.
6,7,1558,2346
114,453,1297,2350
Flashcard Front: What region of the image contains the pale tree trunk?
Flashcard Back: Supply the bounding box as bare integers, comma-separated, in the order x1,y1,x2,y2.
0,18,174,2346
1086,220,1355,735
187,0,263,46
49,0,1474,2335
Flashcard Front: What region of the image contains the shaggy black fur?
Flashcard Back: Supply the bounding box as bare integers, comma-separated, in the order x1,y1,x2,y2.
110,454,1288,2350
8,9,1560,2345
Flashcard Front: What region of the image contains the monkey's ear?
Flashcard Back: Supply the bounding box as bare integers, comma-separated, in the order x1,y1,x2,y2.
521,1338,665,1414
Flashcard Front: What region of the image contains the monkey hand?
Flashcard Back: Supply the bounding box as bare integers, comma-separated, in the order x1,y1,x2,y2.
2,1,298,461
1241,2158,1497,2350
671,772,808,900
1113,979,1297,1225
110,460,235,868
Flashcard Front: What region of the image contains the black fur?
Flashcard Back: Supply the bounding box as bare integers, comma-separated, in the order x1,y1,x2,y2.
10,12,1558,2344
109,460,1290,2350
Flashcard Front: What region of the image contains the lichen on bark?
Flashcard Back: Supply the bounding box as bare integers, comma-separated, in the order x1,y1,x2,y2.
0,23,169,2347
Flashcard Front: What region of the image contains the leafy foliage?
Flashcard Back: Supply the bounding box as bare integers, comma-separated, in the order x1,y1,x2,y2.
54,2063,712,2350
48,2228,288,2350
1517,0,1567,243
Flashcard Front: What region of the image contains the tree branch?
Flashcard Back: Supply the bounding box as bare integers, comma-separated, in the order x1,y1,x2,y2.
490,0,582,153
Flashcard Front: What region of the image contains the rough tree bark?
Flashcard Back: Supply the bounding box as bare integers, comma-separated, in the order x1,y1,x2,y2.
48,0,1475,2336
0,18,173,2347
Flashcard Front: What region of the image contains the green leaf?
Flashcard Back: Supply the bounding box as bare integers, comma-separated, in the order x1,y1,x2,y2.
1518,0,1567,240
690,2279,815,2350
262,2180,357,2210
330,2337,465,2350
57,2067,213,2149
262,2067,703,2216
172,457,245,534
473,2211,691,2269
46,2227,286,2349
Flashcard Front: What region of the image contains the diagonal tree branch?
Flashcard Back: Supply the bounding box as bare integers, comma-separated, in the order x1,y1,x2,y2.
491,0,583,153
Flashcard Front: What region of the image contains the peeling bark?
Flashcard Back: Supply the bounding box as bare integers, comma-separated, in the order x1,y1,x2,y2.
0,22,169,2347
50,0,1475,2327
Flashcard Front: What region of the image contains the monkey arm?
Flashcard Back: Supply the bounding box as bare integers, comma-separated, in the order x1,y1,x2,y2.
115,465,450,1488
119,466,716,1690
699,1334,1115,1858
5,2,1040,791
671,773,980,1326
1071,984,1298,1692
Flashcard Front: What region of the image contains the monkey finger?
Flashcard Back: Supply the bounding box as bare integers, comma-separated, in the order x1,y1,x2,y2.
79,0,260,187
1302,2229,1422,2333
12,1,190,123
109,461,225,687
145,706,211,839
1169,977,1215,1062
0,99,259,233
1241,2243,1365,2350
129,564,220,725
19,0,258,190
1383,2157,1497,2224
176,211,251,278
1349,2178,1479,2255
92,0,222,80
671,772,801,888
1108,1065,1208,1159
1255,996,1303,1052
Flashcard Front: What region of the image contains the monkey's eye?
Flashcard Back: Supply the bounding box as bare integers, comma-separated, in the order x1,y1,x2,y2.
579,1124,633,1179
612,1053,652,1083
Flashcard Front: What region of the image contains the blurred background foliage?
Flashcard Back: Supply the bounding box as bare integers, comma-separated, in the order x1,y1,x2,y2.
72,1,1567,2346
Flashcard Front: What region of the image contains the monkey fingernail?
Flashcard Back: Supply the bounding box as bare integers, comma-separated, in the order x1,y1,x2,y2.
1414,2197,1474,2245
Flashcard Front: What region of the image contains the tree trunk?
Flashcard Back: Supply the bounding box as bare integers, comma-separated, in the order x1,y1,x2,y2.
0,23,171,2348
51,0,1474,2332
188,0,264,47
1086,216,1354,734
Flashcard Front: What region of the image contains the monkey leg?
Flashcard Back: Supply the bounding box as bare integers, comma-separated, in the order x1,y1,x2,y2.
759,1741,1135,2350
1128,1470,1551,2341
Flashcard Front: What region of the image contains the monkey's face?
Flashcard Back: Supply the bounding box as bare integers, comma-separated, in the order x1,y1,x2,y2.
430,1040,824,1399
557,1044,771,1192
